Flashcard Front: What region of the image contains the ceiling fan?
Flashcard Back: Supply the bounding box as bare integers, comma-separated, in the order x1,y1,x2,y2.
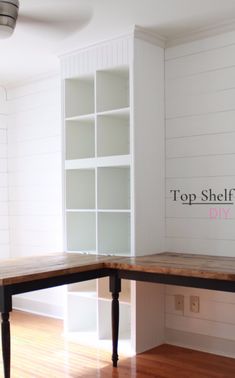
0,0,92,39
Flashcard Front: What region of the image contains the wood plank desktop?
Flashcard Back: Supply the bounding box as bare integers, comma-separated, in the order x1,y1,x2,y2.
1,251,235,377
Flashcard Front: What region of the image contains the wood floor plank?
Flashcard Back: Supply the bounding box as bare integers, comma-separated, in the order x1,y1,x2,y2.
0,311,235,377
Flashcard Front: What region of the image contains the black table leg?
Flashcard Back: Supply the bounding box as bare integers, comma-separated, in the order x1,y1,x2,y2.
1,313,10,378
109,274,121,367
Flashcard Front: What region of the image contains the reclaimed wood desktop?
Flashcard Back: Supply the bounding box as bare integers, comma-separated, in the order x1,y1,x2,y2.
1,252,235,377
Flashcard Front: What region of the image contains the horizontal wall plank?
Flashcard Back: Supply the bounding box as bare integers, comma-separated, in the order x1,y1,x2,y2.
166,313,235,341
8,201,61,216
0,173,7,187
165,30,235,60
166,285,235,303
166,133,235,158
10,216,62,232
7,76,60,99
166,295,235,324
166,328,235,358
166,111,235,138
0,145,7,159
0,230,9,244
8,136,61,159
166,155,235,178
166,176,235,197
8,153,61,173
166,66,235,97
0,216,8,229
166,199,235,219
8,90,60,114
8,170,61,187
166,218,235,240
7,105,60,128
167,88,235,118
8,185,61,203
166,237,235,256
9,244,63,258
166,43,235,79
0,187,8,202
0,129,7,143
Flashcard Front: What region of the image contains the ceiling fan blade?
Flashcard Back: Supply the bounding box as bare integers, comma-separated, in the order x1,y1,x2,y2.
17,9,92,36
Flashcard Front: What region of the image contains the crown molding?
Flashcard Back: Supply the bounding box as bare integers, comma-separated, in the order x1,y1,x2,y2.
133,25,166,48
166,18,235,48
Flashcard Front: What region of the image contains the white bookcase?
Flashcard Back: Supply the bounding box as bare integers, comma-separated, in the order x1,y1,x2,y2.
61,28,165,354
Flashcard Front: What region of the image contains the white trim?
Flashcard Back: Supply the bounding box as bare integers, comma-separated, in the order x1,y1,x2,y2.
133,25,166,48
166,328,235,358
166,18,235,48
13,297,64,319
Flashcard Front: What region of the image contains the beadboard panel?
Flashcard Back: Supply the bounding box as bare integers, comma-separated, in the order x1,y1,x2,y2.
7,76,64,316
61,35,131,78
165,31,235,356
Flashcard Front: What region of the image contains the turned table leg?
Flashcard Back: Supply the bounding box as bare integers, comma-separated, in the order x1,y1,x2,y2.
109,274,121,368
1,312,10,378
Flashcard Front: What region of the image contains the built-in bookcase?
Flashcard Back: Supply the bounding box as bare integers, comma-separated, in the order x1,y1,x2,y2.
62,31,164,354
64,65,131,343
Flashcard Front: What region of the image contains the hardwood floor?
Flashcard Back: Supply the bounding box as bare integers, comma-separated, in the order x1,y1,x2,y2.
0,310,235,377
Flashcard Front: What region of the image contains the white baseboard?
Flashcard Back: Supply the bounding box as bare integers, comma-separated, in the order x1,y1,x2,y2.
166,328,235,358
13,296,63,319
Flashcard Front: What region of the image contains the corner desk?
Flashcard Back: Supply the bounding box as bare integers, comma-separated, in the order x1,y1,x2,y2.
1,251,235,378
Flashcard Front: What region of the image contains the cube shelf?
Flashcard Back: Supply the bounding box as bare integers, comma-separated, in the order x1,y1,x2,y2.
97,110,130,157
66,212,96,252
65,76,94,118
66,169,95,209
66,118,95,160
98,212,130,255
98,166,130,210
96,67,129,112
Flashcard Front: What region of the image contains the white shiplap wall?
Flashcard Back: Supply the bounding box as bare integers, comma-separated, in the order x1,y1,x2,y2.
7,76,64,318
165,31,235,356
0,87,9,259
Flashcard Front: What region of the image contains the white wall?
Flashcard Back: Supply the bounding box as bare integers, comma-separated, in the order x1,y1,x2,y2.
165,30,235,357
0,87,9,259
6,75,64,318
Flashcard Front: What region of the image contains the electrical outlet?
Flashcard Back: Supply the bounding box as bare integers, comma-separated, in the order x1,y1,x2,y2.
175,295,184,312
190,295,200,313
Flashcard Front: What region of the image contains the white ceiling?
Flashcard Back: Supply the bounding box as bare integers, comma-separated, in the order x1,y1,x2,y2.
2,0,235,86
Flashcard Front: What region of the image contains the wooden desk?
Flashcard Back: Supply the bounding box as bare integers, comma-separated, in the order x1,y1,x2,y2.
1,252,235,378
0,253,114,378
